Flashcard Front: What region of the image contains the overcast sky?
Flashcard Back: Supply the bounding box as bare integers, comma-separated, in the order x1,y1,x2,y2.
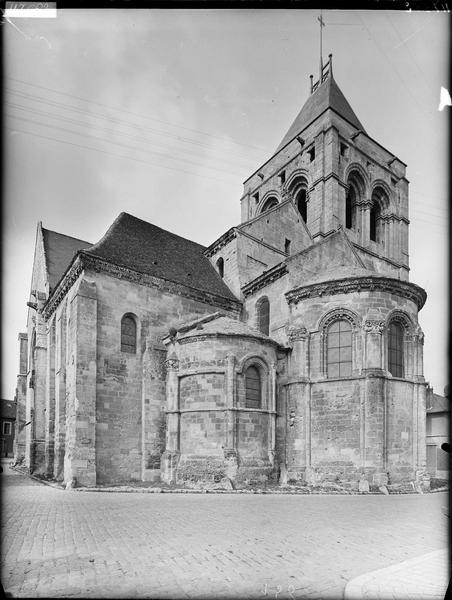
3,9,449,398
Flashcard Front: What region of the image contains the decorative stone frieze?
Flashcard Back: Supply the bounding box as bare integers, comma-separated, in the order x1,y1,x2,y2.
286,276,426,310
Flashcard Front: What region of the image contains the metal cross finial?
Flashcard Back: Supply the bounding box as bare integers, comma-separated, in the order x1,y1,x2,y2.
318,11,325,80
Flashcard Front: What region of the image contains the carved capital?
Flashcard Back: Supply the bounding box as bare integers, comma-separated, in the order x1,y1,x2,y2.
287,326,308,343
165,358,179,371
364,320,385,334
281,186,292,202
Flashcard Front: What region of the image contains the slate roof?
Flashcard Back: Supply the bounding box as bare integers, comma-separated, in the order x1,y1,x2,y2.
1,400,16,420
84,213,238,301
42,228,91,291
275,75,366,153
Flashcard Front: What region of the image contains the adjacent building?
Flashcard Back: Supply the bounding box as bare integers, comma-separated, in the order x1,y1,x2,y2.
1,400,17,458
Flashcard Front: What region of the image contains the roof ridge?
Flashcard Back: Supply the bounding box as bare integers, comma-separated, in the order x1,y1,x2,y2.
113,212,207,251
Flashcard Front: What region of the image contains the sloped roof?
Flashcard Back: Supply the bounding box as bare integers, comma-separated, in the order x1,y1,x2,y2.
172,312,275,343
1,400,16,420
42,228,91,291
85,213,238,301
275,75,366,153
427,394,449,413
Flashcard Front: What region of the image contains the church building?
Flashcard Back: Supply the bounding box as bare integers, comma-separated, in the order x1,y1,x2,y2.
15,55,429,489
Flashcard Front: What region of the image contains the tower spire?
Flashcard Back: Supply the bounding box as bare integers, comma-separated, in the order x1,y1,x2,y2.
318,10,325,81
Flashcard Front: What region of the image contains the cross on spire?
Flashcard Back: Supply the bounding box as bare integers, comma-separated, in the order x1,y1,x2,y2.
318,11,325,80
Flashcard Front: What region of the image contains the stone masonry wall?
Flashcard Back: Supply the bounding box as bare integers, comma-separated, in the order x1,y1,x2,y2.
92,270,238,484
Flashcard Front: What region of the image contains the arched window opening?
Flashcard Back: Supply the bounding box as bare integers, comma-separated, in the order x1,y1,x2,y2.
388,321,404,377
261,196,278,214
295,188,307,223
371,187,388,244
256,297,270,336
346,186,356,230
245,365,261,409
216,257,224,278
121,314,137,353
326,319,352,378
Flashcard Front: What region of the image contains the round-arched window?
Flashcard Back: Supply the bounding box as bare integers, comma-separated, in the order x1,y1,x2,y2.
121,314,137,353
261,197,278,214
326,319,352,378
245,365,261,409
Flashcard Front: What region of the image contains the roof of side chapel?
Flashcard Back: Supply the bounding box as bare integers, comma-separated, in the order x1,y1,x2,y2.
275,75,366,153
84,212,238,301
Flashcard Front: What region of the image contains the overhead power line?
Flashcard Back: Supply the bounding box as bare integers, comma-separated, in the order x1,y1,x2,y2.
6,87,260,164
5,126,238,185
6,76,266,153
6,100,254,172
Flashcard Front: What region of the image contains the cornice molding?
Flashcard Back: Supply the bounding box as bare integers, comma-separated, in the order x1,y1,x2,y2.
286,276,427,310
204,227,237,257
242,263,288,298
43,252,242,320
177,331,280,347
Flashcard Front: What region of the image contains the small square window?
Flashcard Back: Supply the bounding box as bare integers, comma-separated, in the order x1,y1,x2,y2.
3,422,12,435
284,239,291,254
308,147,315,162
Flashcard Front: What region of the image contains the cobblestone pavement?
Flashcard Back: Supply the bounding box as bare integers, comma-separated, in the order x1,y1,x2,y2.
344,548,449,599
1,463,448,599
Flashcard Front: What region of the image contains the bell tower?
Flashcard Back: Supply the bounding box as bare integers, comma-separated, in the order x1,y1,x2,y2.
240,54,410,282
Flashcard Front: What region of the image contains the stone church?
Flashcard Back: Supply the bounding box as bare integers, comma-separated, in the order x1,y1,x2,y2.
15,56,429,489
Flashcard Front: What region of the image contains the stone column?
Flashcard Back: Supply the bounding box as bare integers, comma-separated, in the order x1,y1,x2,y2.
161,354,180,484
54,303,67,480
387,215,396,260
44,317,56,477
360,201,371,246
287,327,308,379
224,353,238,479
363,320,385,373
405,332,415,379
415,329,425,380
142,341,167,482
30,292,48,474
286,327,310,482
15,333,28,463
64,279,97,487
224,353,236,449
267,362,277,465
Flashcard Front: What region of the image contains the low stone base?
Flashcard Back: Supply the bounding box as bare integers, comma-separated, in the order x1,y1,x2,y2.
142,468,161,482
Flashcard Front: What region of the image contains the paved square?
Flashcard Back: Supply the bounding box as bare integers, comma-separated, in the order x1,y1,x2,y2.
1,465,448,598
